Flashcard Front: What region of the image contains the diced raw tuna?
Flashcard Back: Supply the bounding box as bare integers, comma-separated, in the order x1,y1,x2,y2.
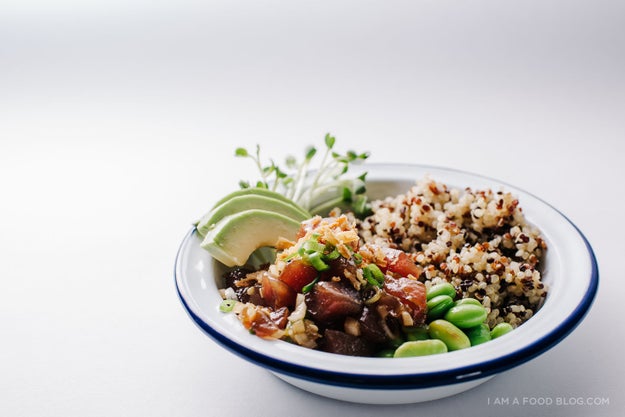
382,247,423,278
322,329,374,356
261,273,297,309
279,259,318,292
358,306,389,344
383,275,427,325
305,281,363,325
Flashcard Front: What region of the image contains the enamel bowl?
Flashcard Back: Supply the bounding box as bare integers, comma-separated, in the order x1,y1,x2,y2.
174,163,598,404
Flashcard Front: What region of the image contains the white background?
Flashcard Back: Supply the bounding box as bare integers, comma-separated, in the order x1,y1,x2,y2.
1,1,623,416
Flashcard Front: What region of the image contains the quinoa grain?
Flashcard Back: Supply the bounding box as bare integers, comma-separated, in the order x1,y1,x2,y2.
355,177,547,329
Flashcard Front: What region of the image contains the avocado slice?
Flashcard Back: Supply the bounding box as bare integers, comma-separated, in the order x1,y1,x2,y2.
210,188,305,211
201,209,302,267
196,194,310,237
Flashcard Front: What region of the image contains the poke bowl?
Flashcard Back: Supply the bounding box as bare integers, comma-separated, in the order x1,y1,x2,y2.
174,162,598,404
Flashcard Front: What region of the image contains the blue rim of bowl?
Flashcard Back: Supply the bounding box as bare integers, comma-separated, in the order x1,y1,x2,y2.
174,165,599,390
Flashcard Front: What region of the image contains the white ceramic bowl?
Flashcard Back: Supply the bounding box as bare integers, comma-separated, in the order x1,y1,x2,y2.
175,163,598,404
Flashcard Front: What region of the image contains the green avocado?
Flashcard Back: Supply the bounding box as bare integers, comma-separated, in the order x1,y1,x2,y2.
210,188,305,211
201,209,301,267
196,194,310,237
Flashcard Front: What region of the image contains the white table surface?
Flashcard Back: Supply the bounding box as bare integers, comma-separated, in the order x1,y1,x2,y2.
2,1,623,416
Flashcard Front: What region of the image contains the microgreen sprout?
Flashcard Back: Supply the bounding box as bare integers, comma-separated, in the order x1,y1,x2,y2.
235,133,371,216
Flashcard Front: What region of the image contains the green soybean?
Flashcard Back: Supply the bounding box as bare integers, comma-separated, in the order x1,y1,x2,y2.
426,295,455,320
453,297,483,307
465,323,492,346
426,282,457,301
428,319,471,351
444,303,487,329
491,322,514,339
394,339,448,357
404,326,429,341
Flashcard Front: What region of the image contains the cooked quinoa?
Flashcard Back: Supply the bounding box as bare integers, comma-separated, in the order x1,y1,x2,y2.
355,176,548,328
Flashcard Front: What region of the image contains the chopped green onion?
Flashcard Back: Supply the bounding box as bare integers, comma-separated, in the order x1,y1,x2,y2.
303,239,325,254
363,267,380,287
283,251,299,262
219,299,236,313
302,277,319,293
353,253,363,265
307,252,329,271
323,248,341,261
367,264,385,283
363,264,385,287
364,287,382,305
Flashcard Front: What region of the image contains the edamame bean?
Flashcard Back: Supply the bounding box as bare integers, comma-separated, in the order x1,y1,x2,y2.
393,339,448,357
453,297,482,307
404,326,429,341
444,303,487,328
465,323,492,346
428,319,471,351
426,282,457,301
426,295,455,320
491,322,514,339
